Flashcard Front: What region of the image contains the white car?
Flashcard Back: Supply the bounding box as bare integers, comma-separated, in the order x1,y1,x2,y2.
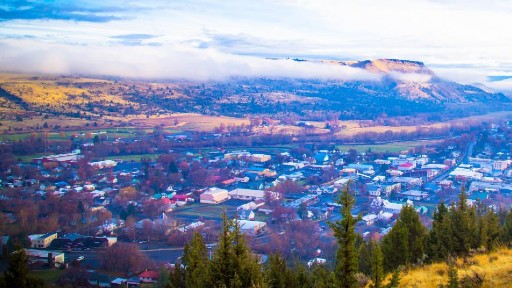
77,256,84,261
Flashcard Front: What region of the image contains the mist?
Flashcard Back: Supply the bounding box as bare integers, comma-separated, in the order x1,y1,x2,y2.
0,39,380,82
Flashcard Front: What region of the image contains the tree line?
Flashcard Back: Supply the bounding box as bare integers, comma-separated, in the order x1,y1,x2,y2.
166,187,512,288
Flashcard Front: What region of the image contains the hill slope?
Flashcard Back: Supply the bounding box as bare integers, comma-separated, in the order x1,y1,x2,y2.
0,59,510,125
395,248,512,287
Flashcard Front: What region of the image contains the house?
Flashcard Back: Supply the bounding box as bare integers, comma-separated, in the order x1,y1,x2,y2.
398,162,416,171
362,214,377,226
29,232,58,249
390,176,422,190
399,190,429,201
86,271,111,287
139,270,160,283
251,154,271,162
366,184,382,197
200,187,229,204
236,220,267,236
258,205,274,215
238,209,255,220
493,160,509,171
314,152,329,164
229,188,265,201
382,201,404,214
25,249,65,267
111,278,128,287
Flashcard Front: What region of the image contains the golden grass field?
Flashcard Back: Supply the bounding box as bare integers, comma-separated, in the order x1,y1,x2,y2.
386,248,512,288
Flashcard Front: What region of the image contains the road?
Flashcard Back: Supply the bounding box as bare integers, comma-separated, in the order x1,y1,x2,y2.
427,141,475,184
67,247,185,269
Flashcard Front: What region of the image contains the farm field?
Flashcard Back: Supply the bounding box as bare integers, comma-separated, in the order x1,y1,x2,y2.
336,139,443,153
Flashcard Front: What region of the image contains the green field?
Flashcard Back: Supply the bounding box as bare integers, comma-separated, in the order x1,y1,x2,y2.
28,269,63,285
173,203,236,220
103,153,163,162
336,140,442,153
0,127,182,142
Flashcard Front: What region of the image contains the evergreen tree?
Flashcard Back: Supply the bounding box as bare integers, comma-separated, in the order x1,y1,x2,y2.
3,246,45,288
370,241,384,288
358,240,372,276
450,190,476,256
182,232,211,288
483,209,500,251
311,264,337,288
167,262,186,288
446,260,459,288
382,205,427,271
427,201,453,262
210,212,264,288
501,209,512,244
265,254,288,288
385,270,400,288
328,186,361,288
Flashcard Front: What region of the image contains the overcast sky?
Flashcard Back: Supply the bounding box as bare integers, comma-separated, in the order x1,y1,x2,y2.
1,0,511,89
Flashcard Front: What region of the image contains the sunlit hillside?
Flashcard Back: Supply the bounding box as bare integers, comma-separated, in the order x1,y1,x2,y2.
393,248,512,288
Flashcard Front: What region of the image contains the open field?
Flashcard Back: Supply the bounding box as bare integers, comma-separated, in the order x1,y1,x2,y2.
336,139,442,153
129,113,251,132
393,247,512,288
172,200,244,221
28,269,63,285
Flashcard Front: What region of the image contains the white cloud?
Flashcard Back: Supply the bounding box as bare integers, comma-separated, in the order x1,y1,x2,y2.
0,39,380,81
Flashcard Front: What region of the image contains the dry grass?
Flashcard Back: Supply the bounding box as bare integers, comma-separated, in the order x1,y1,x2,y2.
392,248,512,288
128,113,251,131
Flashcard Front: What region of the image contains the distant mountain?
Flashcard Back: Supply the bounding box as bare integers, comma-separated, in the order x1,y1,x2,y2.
334,58,510,103
0,59,511,123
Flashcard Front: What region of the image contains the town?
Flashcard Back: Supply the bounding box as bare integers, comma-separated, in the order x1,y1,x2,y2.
1,120,512,286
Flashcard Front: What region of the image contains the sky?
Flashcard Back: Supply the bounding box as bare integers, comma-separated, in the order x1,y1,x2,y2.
1,0,512,89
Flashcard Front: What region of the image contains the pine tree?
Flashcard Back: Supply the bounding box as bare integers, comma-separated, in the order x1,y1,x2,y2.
358,240,372,276
370,241,384,288
446,260,459,288
328,186,361,288
382,205,427,271
450,189,477,256
210,212,264,288
182,232,211,288
483,209,500,251
3,246,45,288
501,209,512,244
385,270,400,288
427,201,453,262
265,254,288,288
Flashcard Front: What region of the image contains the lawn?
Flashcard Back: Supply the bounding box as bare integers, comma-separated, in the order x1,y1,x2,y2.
103,153,163,162
173,203,237,221
336,140,442,153
28,269,63,285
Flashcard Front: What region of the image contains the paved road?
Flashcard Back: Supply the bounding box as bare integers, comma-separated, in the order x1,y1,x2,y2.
427,141,475,184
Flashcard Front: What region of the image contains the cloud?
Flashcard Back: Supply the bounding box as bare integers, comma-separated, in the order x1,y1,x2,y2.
0,0,127,23
388,72,432,83
110,34,161,46
0,39,380,82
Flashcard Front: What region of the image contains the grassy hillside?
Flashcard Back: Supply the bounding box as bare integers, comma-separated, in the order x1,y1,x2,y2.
394,247,512,287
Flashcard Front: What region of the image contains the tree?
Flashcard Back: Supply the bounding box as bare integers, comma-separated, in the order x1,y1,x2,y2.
181,232,211,288
427,201,453,262
3,246,45,288
450,190,477,256
370,241,384,288
382,205,427,271
501,209,512,245
385,270,400,288
446,260,459,288
99,242,152,273
328,186,361,288
265,254,290,288
210,212,264,288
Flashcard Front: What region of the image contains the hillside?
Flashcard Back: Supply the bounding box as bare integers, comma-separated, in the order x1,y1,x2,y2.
0,59,510,131
394,248,512,287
